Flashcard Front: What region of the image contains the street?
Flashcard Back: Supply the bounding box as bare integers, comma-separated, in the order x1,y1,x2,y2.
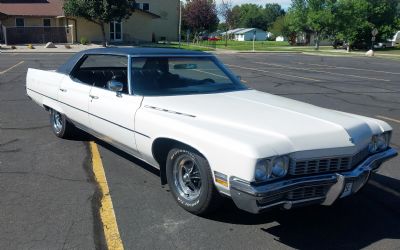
1,52,399,249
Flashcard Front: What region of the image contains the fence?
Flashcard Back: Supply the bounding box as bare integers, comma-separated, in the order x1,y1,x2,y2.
0,25,5,44
4,26,69,45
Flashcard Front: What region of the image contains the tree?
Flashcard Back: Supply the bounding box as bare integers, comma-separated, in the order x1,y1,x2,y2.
306,0,335,50
263,4,285,30
286,0,335,50
182,0,219,42
63,0,133,46
236,4,267,29
335,0,399,50
219,0,233,47
270,15,291,38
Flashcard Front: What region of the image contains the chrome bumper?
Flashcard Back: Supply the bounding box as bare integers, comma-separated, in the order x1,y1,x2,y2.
230,148,397,214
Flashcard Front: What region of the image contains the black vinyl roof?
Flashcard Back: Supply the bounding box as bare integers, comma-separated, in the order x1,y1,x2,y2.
57,47,211,75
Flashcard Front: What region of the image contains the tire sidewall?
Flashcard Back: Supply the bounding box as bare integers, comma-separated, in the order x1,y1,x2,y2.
50,109,66,138
166,147,212,214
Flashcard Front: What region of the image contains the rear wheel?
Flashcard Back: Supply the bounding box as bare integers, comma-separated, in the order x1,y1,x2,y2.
166,145,222,215
50,109,75,138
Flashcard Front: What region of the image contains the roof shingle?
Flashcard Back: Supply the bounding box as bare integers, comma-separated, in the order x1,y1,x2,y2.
0,0,64,17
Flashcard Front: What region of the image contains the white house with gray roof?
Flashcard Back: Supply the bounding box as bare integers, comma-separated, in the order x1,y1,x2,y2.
235,28,266,41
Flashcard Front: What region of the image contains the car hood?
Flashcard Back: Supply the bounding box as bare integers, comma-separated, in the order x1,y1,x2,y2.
143,90,387,155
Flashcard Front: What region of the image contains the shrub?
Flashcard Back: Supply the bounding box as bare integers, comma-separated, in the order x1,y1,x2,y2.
80,37,89,45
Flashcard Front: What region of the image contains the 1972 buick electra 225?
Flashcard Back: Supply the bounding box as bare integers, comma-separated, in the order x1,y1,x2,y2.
26,48,397,214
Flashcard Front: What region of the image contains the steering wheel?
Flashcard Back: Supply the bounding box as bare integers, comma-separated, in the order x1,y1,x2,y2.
199,78,215,84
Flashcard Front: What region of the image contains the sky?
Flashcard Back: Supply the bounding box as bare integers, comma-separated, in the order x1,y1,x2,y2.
215,0,292,9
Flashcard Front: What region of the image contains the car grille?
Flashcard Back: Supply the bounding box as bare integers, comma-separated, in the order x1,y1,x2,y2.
289,147,369,176
286,186,329,200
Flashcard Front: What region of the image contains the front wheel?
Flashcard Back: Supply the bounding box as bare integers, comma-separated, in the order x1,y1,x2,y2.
50,109,75,138
166,146,222,215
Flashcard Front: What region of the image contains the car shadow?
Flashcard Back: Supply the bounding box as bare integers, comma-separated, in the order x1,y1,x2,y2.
207,173,400,249
93,138,161,177
87,139,400,249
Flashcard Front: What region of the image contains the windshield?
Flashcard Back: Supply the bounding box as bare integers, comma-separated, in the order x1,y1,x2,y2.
131,56,247,96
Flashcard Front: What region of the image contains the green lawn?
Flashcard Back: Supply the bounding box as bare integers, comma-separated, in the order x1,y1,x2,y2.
374,47,400,55
199,40,290,50
141,42,214,51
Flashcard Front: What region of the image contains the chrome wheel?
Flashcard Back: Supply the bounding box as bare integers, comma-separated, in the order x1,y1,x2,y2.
173,157,202,201
52,111,63,134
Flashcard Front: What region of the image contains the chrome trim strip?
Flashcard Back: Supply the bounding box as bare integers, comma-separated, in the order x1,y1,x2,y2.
127,55,133,95
27,87,150,138
144,105,196,118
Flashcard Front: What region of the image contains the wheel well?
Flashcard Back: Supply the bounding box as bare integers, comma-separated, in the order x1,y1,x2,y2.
43,105,50,112
152,138,204,185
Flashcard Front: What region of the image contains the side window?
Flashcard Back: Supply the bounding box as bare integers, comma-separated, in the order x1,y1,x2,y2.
142,3,149,11
43,19,51,27
16,18,24,27
71,55,129,94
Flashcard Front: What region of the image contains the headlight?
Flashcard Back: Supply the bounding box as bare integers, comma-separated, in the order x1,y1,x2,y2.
369,133,390,153
255,161,269,181
271,157,289,177
254,156,289,181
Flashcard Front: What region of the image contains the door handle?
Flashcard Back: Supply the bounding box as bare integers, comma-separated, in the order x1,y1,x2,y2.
89,95,99,99
59,88,67,92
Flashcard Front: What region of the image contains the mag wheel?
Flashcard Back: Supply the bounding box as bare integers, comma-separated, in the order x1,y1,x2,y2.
50,109,75,138
166,145,222,215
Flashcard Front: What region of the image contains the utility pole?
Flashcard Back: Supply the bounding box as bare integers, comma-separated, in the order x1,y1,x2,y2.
253,29,256,52
179,0,182,48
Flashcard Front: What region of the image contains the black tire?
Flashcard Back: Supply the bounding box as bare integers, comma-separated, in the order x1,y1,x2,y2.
49,109,75,138
166,145,222,215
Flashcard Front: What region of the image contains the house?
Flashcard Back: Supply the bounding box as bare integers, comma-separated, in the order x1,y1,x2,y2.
220,28,267,41
234,28,266,41
220,28,244,39
0,0,179,45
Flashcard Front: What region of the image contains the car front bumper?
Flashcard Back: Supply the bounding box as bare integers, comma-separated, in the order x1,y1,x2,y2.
229,148,398,214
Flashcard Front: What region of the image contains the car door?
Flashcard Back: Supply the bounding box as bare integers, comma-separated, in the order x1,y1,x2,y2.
58,56,94,128
87,55,143,156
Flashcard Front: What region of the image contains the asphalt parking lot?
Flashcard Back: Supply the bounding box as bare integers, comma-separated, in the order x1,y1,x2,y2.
1,51,399,249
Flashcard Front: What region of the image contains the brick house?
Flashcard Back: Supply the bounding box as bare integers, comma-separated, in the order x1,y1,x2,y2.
0,0,179,44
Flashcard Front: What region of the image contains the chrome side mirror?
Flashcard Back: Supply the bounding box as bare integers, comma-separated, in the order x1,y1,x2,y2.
107,80,124,96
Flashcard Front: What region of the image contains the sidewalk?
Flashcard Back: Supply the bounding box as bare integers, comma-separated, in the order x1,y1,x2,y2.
0,44,104,53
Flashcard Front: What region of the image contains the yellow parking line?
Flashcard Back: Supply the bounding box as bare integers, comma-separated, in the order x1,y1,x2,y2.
89,142,124,250
226,64,320,82
255,61,390,82
0,61,24,74
376,115,400,124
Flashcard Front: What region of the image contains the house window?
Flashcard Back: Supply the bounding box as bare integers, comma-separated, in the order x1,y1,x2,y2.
134,2,149,11
43,18,51,27
15,18,24,27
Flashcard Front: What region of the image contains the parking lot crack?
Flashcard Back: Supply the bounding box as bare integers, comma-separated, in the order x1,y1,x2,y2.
0,171,88,183
0,125,50,131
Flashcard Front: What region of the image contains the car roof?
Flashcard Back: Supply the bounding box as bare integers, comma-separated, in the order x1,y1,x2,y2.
80,47,209,56
57,47,212,75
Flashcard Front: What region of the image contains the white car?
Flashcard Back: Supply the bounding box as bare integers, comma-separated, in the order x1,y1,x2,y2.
26,48,397,214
